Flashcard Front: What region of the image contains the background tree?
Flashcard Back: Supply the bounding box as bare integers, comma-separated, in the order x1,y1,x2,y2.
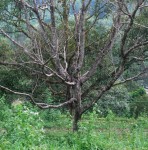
0,0,148,131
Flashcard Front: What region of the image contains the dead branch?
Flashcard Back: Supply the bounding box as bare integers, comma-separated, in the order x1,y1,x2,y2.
0,85,76,109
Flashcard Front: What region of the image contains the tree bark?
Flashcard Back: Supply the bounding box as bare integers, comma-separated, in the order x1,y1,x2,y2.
73,109,81,131
68,80,82,131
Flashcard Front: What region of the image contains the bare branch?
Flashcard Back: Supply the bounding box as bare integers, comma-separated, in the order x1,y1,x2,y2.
82,62,125,114
36,98,76,109
134,22,148,29
0,29,37,61
81,6,122,83
120,0,145,57
0,29,25,50
113,69,148,86
0,85,76,109
124,40,148,58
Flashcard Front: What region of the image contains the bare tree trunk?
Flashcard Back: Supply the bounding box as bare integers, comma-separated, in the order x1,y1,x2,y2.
68,80,82,131
73,109,81,131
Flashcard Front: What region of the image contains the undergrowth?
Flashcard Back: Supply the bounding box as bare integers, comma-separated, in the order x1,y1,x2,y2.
0,96,148,150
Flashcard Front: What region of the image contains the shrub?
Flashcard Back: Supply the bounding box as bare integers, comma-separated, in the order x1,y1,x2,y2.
0,99,45,149
130,88,148,118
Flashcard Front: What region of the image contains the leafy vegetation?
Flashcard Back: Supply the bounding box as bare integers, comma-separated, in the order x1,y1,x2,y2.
0,96,148,150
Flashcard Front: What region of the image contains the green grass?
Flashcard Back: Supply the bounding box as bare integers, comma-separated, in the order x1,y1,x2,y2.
0,100,148,150
42,114,148,150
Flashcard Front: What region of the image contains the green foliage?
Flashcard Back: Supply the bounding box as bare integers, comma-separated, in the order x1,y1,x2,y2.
0,38,13,61
63,111,148,150
129,87,148,118
0,67,33,101
43,88,54,103
96,85,130,117
0,0,11,11
0,95,10,121
0,97,45,149
130,87,146,98
0,98,148,150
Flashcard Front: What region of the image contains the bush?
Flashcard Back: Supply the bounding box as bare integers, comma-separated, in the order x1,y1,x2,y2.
0,98,46,149
130,88,148,118
130,87,146,98
96,85,130,117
